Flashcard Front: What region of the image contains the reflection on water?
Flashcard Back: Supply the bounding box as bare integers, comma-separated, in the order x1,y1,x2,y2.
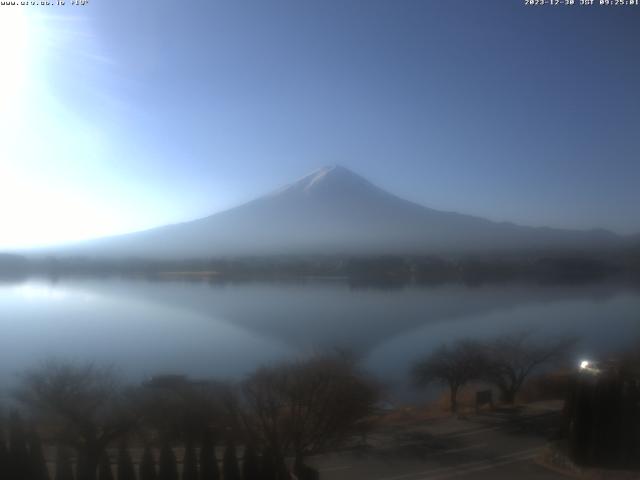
0,278,638,401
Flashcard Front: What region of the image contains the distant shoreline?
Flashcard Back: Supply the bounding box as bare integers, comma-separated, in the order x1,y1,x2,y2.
1,251,639,287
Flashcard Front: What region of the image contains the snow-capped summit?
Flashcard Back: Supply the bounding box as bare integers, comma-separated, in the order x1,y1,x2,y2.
270,165,382,198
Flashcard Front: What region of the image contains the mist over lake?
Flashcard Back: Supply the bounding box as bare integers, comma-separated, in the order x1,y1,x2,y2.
1,277,638,401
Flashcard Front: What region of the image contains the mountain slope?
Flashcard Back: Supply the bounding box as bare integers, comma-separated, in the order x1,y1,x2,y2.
56,165,625,258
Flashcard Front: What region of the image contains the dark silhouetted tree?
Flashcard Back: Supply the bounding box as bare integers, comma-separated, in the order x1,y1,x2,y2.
412,339,486,413
8,411,30,480
293,459,319,480
28,430,50,480
241,443,260,480
139,446,156,480
76,450,91,480
259,447,285,480
157,442,178,480
97,453,114,480
0,438,8,480
117,444,135,480
198,432,219,480
16,362,137,480
54,446,74,480
482,331,576,404
182,440,197,480
135,376,226,444
241,352,379,468
564,345,640,468
222,441,240,480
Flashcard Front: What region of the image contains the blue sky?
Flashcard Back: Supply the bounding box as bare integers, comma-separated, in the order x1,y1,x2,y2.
1,0,639,248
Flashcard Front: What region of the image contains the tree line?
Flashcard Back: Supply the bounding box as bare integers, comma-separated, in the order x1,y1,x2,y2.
0,332,578,479
0,352,379,480
0,412,274,480
411,331,576,413
4,251,639,285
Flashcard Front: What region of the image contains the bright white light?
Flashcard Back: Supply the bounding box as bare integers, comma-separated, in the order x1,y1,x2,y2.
0,11,150,249
0,7,31,114
580,360,590,369
0,177,125,248
13,283,97,302
14,284,68,301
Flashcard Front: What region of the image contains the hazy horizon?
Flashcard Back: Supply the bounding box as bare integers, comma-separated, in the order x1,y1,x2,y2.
6,164,638,257
5,164,640,254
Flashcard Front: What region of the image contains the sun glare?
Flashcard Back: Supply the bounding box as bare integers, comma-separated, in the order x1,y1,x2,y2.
0,9,132,249
0,7,31,114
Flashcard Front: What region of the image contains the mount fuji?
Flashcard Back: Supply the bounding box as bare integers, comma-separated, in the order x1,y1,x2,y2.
54,165,625,258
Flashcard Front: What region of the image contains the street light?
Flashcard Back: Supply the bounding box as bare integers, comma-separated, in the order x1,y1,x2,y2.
579,359,601,375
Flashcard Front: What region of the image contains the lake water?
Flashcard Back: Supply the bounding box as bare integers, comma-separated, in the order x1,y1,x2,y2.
0,278,638,402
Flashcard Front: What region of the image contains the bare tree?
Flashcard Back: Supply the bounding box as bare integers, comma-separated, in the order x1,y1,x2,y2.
412,339,486,413
138,445,157,480
198,430,220,480
15,361,137,480
241,442,260,480
133,375,228,443
222,440,240,480
239,352,379,473
54,446,74,480
28,430,50,480
481,331,576,404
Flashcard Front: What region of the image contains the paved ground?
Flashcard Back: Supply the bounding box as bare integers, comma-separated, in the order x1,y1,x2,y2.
309,403,568,480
